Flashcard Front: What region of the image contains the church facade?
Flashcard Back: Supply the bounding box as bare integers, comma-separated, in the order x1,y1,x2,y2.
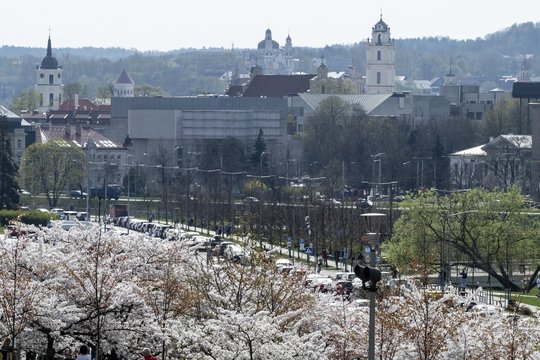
256,29,294,75
364,16,396,94
35,36,64,113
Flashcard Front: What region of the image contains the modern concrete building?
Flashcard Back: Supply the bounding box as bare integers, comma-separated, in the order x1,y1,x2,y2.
110,96,289,166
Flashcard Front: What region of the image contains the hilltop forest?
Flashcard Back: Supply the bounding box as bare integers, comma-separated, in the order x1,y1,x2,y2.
1,22,540,104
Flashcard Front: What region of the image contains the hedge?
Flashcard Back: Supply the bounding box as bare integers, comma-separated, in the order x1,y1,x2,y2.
0,210,52,227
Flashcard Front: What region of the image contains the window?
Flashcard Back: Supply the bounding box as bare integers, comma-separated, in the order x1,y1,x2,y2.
377,72,381,84
39,93,43,107
49,74,54,84
49,93,53,107
16,139,22,149
377,50,381,61
377,34,382,44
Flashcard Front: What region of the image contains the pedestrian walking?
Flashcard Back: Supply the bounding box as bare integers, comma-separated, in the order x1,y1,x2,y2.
459,269,468,295
77,345,91,360
142,348,157,360
322,248,329,267
536,275,540,297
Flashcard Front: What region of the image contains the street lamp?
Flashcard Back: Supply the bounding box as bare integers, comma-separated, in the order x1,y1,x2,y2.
360,212,386,360
371,153,385,197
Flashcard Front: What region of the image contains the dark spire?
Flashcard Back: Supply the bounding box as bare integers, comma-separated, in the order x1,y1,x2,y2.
47,36,52,57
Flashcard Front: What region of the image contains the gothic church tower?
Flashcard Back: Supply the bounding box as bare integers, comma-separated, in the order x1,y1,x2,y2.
364,15,396,94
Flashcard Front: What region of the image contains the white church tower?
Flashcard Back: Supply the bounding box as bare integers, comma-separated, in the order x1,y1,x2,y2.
364,15,396,94
35,36,63,112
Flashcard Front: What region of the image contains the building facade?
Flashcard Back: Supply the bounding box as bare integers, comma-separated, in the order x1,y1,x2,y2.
35,36,63,113
256,29,294,75
364,16,396,94
449,135,532,192
110,96,289,166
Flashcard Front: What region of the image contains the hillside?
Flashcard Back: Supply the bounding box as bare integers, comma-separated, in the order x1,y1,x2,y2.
1,22,539,105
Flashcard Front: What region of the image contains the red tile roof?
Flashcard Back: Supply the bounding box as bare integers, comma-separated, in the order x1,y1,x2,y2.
59,99,98,111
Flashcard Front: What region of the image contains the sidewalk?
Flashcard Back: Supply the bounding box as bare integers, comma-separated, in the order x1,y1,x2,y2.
174,222,350,277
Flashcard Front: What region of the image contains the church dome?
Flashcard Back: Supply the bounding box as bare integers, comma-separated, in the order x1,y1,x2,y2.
40,36,59,69
257,28,280,49
373,17,389,32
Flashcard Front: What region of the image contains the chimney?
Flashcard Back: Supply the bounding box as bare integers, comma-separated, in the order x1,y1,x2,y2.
74,94,79,109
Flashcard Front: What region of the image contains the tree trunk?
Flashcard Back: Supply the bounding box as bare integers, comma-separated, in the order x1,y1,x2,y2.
46,334,55,360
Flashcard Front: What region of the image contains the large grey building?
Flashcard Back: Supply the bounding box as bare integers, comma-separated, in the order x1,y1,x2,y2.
110,96,289,166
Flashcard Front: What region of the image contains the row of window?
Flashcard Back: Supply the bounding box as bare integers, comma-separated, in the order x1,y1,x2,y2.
39,93,62,107
39,73,61,84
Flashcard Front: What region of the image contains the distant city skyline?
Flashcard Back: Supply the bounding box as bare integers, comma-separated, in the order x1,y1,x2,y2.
3,1,540,52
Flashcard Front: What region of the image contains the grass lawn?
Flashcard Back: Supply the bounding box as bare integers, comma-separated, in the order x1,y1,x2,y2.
493,289,540,307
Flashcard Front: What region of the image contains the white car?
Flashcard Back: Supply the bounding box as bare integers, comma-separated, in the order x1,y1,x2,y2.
275,258,293,268
224,244,245,263
50,208,65,219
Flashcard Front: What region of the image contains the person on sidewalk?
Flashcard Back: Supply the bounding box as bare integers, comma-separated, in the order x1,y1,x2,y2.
322,248,329,267
76,345,91,360
141,348,157,360
536,275,540,297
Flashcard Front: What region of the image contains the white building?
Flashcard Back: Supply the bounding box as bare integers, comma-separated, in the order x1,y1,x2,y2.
364,16,396,94
35,36,63,113
448,135,532,192
256,29,294,75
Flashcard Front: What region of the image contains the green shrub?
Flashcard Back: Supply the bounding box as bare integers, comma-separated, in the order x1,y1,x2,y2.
0,210,52,227
20,211,53,227
0,210,21,226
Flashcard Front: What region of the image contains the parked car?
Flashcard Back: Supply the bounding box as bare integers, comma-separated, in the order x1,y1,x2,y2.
244,196,259,203
217,241,235,257
356,198,374,209
223,244,245,263
70,190,87,198
50,208,65,219
309,277,333,293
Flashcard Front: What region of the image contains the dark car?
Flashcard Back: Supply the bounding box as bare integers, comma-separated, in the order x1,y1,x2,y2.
70,190,87,198
356,198,373,209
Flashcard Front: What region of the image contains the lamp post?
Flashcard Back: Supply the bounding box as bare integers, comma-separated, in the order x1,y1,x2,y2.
371,153,385,197
360,212,386,360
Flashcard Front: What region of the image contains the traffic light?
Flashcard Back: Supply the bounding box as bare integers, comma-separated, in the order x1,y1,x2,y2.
354,264,382,291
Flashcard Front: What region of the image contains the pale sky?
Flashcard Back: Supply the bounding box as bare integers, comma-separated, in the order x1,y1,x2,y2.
4,1,540,51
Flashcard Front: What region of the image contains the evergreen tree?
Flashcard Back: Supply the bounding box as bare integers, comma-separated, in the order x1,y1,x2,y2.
0,115,20,209
250,128,267,174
